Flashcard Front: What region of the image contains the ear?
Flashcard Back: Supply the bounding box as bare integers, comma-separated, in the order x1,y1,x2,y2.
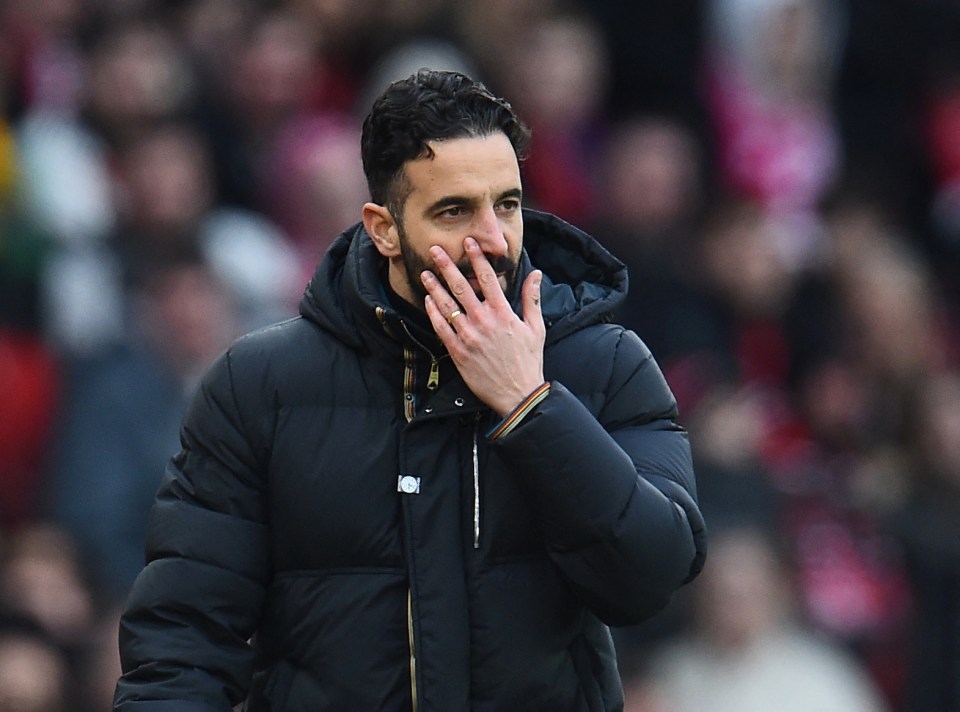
363,202,401,258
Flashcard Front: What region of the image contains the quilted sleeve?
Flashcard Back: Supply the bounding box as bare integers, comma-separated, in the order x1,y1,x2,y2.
491,327,706,625
114,346,273,710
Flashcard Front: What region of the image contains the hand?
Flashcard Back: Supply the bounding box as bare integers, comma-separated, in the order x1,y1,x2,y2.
421,237,546,416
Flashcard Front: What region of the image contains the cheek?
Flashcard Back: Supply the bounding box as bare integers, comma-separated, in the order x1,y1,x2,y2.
502,215,523,248
399,241,430,275
509,230,523,261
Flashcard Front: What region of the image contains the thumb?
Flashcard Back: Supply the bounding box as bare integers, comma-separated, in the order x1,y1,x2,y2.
522,269,545,335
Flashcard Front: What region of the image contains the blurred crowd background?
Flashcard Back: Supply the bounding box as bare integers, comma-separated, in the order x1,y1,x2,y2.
1,0,960,710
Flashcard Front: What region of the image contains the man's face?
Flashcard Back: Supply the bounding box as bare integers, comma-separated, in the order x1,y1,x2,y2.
388,133,524,306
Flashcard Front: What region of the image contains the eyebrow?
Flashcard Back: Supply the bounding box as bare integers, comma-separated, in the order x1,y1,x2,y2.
424,188,523,216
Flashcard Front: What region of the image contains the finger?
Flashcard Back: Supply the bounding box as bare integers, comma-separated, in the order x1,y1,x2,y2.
420,269,468,322
424,294,458,340
463,237,510,308
428,245,483,312
521,269,546,336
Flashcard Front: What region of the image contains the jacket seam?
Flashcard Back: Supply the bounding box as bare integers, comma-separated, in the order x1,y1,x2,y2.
224,347,263,467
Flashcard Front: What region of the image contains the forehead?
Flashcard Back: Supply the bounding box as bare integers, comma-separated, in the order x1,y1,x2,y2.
401,133,521,208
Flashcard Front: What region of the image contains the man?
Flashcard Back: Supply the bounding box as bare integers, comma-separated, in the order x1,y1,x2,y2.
114,69,706,711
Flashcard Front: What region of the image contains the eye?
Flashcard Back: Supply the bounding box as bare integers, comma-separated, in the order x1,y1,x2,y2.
438,206,466,219
496,198,521,213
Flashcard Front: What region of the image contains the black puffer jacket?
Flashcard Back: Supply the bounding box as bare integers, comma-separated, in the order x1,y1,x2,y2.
115,210,706,711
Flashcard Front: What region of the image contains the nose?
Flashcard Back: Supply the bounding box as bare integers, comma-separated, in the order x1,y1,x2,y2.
471,205,508,258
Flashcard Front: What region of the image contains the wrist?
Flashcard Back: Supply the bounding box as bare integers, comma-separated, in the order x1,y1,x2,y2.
487,382,551,440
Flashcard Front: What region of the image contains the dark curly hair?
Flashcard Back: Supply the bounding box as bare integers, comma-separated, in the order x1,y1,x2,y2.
361,69,531,219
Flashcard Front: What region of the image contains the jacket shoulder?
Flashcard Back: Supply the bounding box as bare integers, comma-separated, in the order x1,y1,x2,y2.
196,316,363,426
226,315,342,379
546,323,679,424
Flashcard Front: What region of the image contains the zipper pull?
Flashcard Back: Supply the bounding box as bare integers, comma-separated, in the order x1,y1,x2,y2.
427,359,440,390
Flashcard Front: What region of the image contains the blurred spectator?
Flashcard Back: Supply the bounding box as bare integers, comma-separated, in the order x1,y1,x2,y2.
894,369,960,712
614,383,784,676
16,110,115,251
801,199,956,446
360,0,454,70
499,8,609,225
285,0,377,71
81,17,196,152
173,0,258,98
78,605,123,712
0,329,59,526
0,119,52,331
590,114,709,365
453,0,558,94
579,1,704,123
922,59,960,309
358,36,478,121
113,122,300,330
625,525,889,712
0,614,69,712
833,0,937,234
37,119,298,356
771,208,946,705
0,122,60,526
15,17,199,355
663,197,802,412
686,385,784,532
261,114,368,284
48,250,240,603
703,0,845,270
198,7,330,210
599,116,706,239
0,0,89,117
0,523,94,652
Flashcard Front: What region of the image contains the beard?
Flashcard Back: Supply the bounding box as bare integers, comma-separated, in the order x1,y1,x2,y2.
397,223,521,306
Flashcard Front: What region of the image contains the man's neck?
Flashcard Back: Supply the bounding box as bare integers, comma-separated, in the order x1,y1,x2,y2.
381,267,433,332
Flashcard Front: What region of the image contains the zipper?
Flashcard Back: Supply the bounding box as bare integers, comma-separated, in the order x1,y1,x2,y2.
402,347,416,423
379,312,444,420
472,415,481,549
398,320,447,393
397,318,477,548
395,318,438,710
395,316,470,708
407,589,418,711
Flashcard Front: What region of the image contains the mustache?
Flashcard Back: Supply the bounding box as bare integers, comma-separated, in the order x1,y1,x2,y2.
454,254,517,280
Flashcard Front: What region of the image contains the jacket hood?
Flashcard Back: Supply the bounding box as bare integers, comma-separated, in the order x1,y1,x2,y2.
298,208,627,351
